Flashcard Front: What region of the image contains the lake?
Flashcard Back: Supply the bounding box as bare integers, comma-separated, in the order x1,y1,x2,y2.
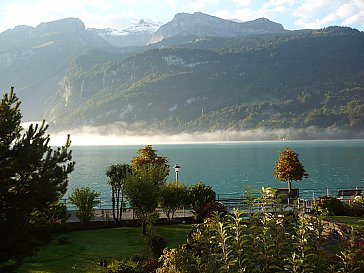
67,140,364,202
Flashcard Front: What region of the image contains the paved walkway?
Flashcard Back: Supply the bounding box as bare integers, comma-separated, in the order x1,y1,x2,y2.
67,208,193,223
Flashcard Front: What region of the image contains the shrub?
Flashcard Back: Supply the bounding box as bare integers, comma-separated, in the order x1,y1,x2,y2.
69,187,100,225
312,196,350,216
200,200,228,220
148,235,167,258
142,257,159,273
350,196,364,217
188,182,216,222
159,182,188,221
107,259,142,273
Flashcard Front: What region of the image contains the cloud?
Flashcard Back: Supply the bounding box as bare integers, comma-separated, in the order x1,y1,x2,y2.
1,0,144,30
1,0,363,35
262,0,292,9
230,0,252,6
185,0,219,12
293,0,364,29
214,0,363,30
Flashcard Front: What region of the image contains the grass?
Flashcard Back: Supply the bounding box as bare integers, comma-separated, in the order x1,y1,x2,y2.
18,224,192,273
326,216,364,228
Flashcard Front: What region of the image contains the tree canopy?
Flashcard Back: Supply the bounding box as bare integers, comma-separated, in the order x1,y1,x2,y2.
273,147,308,193
105,163,132,222
0,87,74,270
131,145,169,178
159,182,188,221
124,165,167,235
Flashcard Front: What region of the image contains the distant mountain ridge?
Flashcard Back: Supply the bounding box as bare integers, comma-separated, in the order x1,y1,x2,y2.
149,12,286,43
0,13,363,139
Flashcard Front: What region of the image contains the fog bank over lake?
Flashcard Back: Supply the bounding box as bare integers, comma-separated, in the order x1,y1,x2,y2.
47,125,364,146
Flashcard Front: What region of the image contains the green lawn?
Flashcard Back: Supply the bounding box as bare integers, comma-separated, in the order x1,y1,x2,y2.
18,224,192,273
326,216,364,228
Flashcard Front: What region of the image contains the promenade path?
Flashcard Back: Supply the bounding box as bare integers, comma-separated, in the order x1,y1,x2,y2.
67,208,193,223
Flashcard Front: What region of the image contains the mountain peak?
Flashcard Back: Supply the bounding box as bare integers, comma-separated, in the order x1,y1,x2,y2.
36,17,85,34
149,12,285,44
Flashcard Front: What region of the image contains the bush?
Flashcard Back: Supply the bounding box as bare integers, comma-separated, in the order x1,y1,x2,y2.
312,196,350,216
188,182,216,222
142,257,159,273
107,259,142,273
148,235,167,258
200,201,228,220
350,196,364,217
69,187,100,225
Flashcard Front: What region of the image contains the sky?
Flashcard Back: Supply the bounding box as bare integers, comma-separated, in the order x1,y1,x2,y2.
0,0,363,33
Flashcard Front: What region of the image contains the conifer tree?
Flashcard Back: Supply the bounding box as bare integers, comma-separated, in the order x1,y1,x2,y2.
0,87,74,270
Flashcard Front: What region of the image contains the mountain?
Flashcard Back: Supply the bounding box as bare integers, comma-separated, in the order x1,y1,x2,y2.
0,17,113,120
46,27,364,135
89,19,163,48
0,14,363,139
149,12,286,44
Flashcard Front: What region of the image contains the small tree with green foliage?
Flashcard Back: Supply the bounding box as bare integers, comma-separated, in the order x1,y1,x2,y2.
160,182,188,221
273,147,308,195
124,165,167,236
131,145,169,179
106,163,132,223
69,187,100,225
188,182,216,222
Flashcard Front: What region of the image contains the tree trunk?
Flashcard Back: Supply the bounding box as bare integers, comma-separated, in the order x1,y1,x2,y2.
142,219,147,236
288,180,292,200
120,191,124,222
112,190,116,222
116,189,120,222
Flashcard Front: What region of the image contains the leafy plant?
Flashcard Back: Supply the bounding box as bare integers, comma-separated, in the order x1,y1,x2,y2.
124,165,167,236
107,259,142,273
188,182,216,222
312,196,349,216
159,182,188,221
69,187,100,225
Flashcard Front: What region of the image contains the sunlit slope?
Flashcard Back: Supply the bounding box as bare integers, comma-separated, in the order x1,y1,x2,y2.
47,27,364,132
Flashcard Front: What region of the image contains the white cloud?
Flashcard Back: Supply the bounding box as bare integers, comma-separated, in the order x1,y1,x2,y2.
263,0,293,9
185,0,219,12
1,0,363,33
230,0,252,6
292,0,364,29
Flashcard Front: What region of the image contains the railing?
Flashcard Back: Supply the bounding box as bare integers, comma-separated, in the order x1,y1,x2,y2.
62,186,364,211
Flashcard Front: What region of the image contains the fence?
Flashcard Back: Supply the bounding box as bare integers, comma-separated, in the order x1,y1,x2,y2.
62,186,364,211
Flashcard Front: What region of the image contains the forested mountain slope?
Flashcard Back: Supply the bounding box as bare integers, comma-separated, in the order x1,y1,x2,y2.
47,27,364,135
0,14,363,138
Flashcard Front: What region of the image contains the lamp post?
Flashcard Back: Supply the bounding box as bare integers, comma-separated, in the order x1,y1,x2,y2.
173,164,181,184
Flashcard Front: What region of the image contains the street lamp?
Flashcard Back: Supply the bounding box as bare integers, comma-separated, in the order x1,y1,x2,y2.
173,164,181,183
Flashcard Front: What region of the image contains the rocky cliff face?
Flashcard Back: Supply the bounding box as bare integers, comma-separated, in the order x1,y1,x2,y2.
149,12,286,44
0,18,111,120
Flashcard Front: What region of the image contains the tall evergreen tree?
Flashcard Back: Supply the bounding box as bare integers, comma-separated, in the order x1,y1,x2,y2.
0,87,75,270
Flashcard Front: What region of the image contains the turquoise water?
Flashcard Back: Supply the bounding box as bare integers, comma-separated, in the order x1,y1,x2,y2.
67,140,364,201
